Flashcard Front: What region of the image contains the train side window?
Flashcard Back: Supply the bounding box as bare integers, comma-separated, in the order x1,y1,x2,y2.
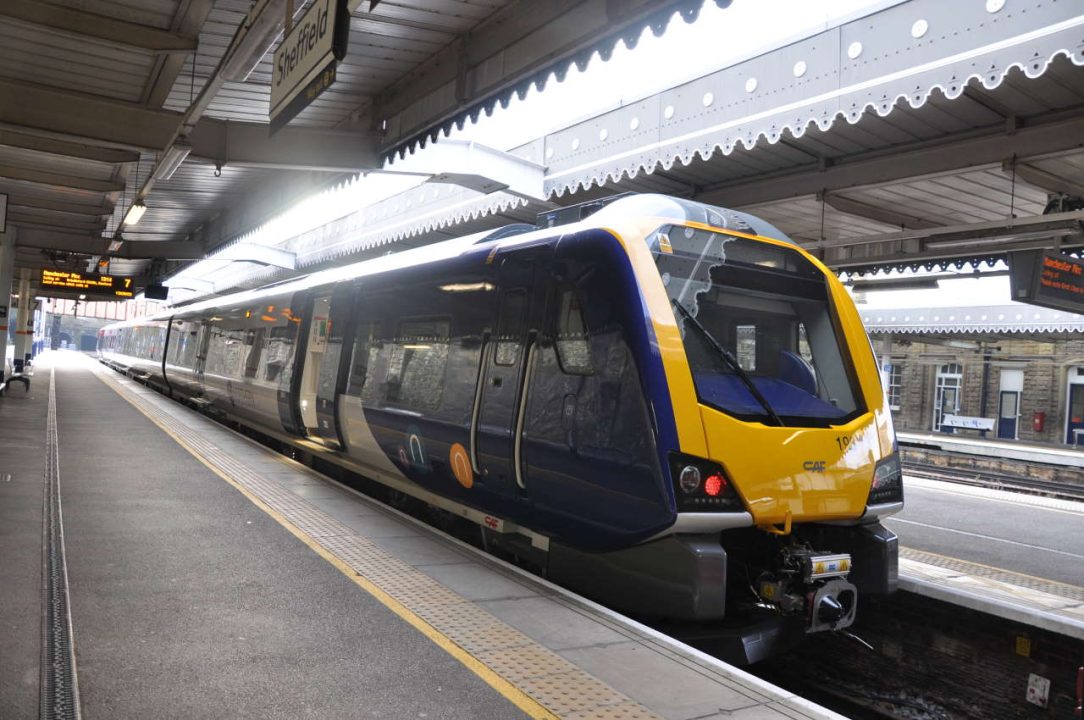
244,328,265,378
555,288,593,375
386,318,450,411
259,324,296,385
346,321,383,404
495,289,525,366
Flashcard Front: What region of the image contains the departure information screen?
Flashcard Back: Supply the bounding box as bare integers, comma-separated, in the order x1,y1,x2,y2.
1009,250,1084,313
39,270,135,298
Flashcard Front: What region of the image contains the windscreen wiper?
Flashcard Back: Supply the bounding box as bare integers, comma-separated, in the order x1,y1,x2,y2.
671,299,784,426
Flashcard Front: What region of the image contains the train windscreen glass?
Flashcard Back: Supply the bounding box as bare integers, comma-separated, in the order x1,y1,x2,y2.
652,225,861,426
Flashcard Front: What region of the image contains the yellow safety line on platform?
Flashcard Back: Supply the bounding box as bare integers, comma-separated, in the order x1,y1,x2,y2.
901,546,1084,594
94,370,558,720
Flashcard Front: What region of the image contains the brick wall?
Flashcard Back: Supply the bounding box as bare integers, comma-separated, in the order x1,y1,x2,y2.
880,333,1080,446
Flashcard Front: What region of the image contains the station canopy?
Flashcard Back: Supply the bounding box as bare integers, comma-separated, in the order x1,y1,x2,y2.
3,0,1083,308
0,0,725,300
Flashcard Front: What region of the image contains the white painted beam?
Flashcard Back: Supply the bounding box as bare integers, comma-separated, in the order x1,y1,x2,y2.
213,243,296,269
384,140,545,201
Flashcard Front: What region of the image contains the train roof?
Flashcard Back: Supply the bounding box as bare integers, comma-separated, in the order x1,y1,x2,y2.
109,194,795,327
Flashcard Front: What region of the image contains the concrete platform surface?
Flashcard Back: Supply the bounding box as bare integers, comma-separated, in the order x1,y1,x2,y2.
1,350,846,720
895,477,1084,641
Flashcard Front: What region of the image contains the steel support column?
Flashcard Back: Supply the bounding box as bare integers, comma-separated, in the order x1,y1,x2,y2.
13,268,32,370
0,227,15,381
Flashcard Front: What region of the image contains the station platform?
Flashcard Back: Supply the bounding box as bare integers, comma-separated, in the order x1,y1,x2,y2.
898,431,1084,468
892,476,1084,641
0,351,841,720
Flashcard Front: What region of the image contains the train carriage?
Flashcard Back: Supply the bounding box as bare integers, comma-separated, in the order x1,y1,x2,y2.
98,194,902,659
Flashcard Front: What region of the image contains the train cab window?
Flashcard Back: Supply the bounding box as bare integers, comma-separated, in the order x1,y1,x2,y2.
386,318,450,411
555,288,593,375
495,289,526,366
655,226,861,426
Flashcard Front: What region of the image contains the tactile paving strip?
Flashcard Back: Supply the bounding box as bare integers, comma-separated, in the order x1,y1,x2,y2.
901,547,1084,601
96,369,661,720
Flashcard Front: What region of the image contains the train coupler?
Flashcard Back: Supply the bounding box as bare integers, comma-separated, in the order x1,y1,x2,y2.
755,547,858,632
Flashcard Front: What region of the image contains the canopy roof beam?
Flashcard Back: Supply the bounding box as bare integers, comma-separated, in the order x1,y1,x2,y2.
821,192,947,231
6,196,115,217
188,123,380,173
0,130,140,165
1003,160,1084,199
0,0,199,54
699,114,1084,209
0,164,125,194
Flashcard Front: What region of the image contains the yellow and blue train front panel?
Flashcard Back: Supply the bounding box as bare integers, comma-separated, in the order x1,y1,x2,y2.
596,198,899,532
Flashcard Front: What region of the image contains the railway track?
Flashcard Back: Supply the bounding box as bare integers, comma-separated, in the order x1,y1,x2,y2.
901,460,1084,502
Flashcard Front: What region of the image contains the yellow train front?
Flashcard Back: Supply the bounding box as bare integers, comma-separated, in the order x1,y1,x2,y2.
544,195,901,659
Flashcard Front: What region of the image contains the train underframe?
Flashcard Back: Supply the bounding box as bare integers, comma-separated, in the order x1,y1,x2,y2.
546,521,898,664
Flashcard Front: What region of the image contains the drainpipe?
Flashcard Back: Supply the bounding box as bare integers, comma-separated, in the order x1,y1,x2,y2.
979,343,991,438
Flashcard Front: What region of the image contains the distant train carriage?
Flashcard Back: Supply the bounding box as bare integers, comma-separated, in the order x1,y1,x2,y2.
98,194,902,655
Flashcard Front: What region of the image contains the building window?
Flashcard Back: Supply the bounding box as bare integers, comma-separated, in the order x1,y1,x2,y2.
886,363,903,411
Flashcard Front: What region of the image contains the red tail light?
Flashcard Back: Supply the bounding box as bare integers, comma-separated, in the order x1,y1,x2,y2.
668,453,742,512
704,473,726,497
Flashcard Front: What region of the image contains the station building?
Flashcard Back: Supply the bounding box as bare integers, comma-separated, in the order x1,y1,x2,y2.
863,304,1084,446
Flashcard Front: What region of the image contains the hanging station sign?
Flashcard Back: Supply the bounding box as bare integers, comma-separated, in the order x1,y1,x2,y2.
269,0,350,134
39,270,135,299
1009,250,1084,314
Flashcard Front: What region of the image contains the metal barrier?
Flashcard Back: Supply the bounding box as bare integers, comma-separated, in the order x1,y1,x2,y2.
0,360,32,396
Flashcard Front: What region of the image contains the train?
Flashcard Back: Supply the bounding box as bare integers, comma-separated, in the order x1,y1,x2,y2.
98,193,902,661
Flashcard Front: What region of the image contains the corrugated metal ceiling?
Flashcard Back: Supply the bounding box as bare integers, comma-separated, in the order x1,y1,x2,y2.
1,0,716,298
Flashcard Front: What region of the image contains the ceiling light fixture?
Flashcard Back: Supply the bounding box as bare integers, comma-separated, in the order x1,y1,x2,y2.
153,139,193,181
220,0,289,82
123,200,147,226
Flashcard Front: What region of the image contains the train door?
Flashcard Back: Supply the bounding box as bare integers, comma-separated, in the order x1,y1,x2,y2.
194,319,212,394
296,289,355,445
473,247,550,498
312,286,356,448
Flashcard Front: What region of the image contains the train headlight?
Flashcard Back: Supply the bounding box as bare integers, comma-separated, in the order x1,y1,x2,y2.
669,453,742,512
868,453,903,505
679,465,701,494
